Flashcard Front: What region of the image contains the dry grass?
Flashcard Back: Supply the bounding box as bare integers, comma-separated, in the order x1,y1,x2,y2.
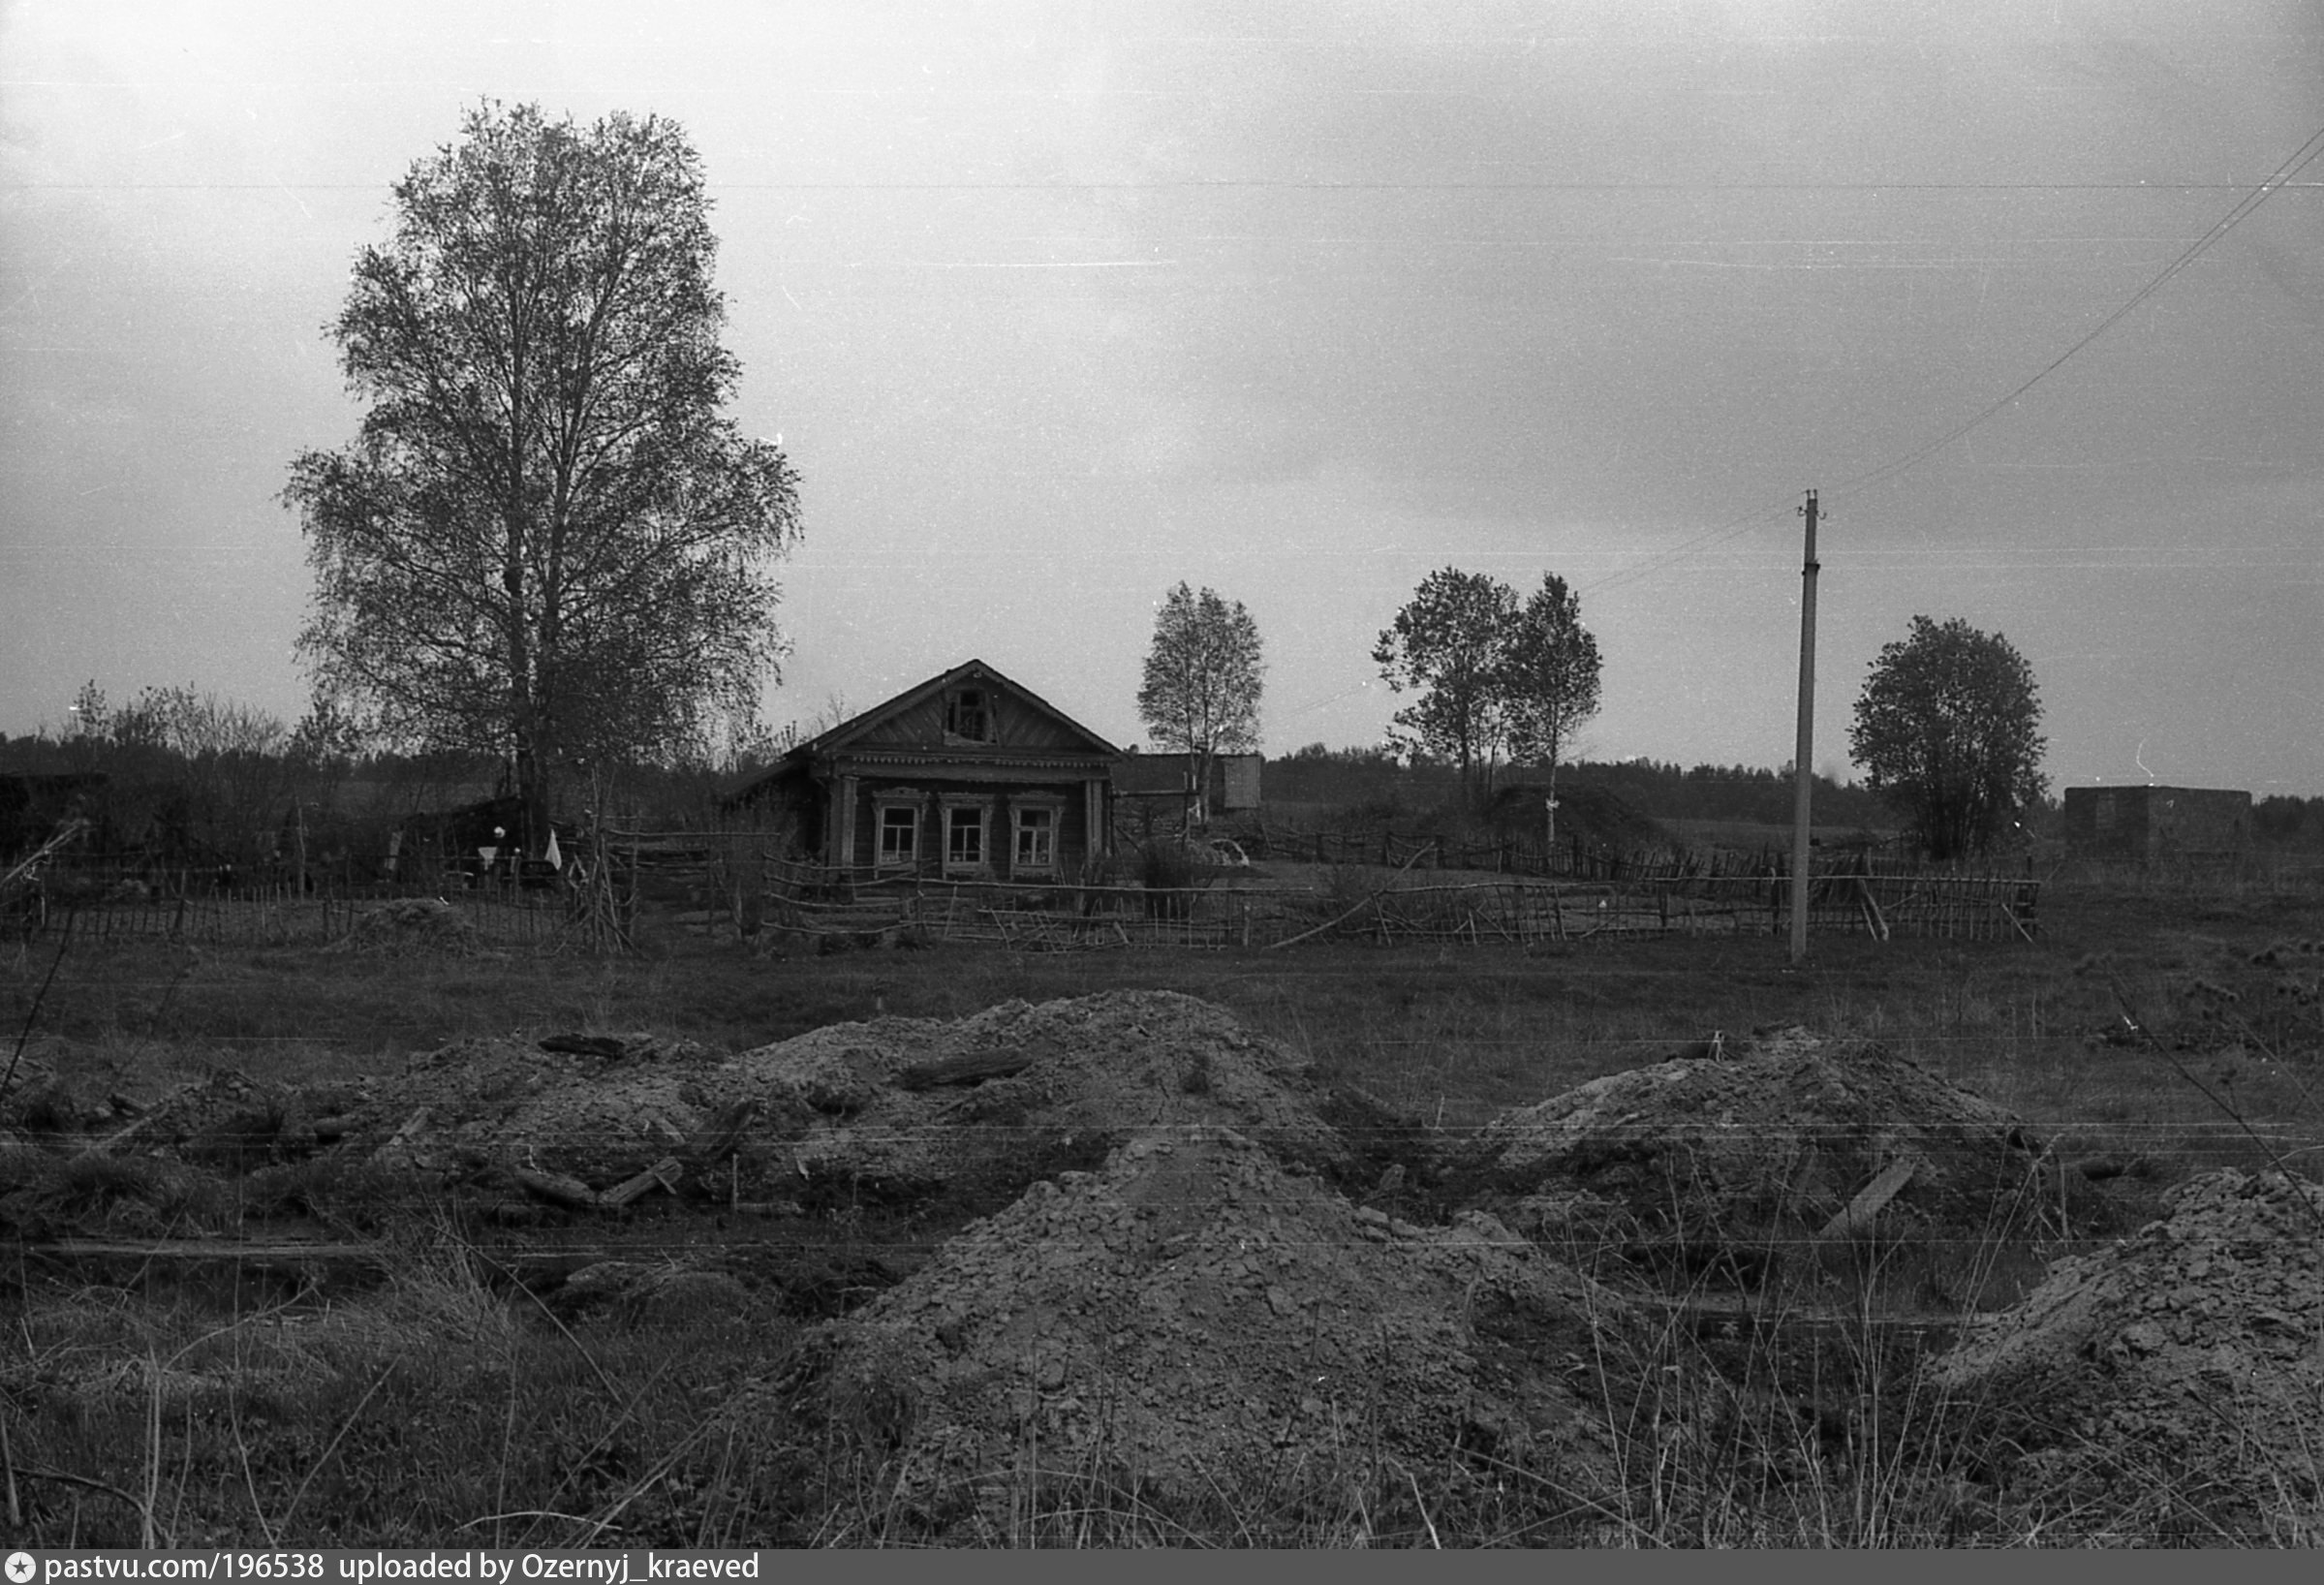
1,868,2317,1545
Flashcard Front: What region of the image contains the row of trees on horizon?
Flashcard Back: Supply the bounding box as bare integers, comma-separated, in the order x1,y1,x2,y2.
15,666,2324,864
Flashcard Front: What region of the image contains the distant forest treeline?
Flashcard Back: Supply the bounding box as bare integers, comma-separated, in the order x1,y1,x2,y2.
1261,744,1894,831
2254,795,2324,852
0,713,753,880
1260,744,2324,855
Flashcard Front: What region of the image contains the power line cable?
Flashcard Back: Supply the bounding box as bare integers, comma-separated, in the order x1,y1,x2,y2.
1826,121,2324,507
1572,122,2324,599
1576,493,1799,600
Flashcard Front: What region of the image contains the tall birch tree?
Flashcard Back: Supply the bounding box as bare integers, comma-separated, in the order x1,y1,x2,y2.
1136,582,1265,826
284,102,802,849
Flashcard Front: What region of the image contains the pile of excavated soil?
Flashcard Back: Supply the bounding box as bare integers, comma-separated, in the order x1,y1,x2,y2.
777,1124,1632,1535
334,991,1344,1204
351,1033,725,1182
0,1062,375,1237
735,990,1347,1202
0,1039,178,1138
1929,1168,2324,1538
1454,1026,2052,1274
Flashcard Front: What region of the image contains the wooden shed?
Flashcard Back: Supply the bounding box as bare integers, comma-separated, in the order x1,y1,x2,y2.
1113,750,1262,821
728,660,1120,881
2062,785,2252,861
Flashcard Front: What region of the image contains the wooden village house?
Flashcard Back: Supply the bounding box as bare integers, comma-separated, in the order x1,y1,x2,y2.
728,660,1120,881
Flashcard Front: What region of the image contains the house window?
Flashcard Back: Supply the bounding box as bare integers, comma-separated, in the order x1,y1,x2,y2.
1013,807,1057,874
945,804,986,869
877,804,919,866
945,688,994,743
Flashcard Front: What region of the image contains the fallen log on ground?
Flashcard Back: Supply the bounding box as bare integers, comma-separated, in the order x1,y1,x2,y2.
24,1238,387,1274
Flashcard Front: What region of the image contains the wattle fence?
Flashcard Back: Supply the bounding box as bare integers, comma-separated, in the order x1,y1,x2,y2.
8,884,572,950
3,823,2037,953
723,867,2037,952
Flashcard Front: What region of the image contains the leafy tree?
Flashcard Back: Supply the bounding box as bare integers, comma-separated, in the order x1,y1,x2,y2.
1136,582,1265,825
1848,615,2047,861
284,101,803,851
68,680,109,741
1502,573,1602,840
1372,568,1518,806
63,680,110,774
34,680,366,869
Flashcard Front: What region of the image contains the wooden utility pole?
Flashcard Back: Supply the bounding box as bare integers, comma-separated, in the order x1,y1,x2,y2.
1789,489,1820,965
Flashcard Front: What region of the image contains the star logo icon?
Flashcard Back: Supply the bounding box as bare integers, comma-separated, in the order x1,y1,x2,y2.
6,1551,36,1584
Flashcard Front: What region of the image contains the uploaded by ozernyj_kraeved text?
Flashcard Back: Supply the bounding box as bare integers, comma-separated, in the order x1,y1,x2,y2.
6,1555,765,1585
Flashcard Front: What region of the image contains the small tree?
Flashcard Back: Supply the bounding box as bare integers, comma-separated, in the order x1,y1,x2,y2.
63,680,109,774
285,102,802,854
1848,615,2047,861
1136,582,1265,827
1372,568,1517,808
1502,573,1602,843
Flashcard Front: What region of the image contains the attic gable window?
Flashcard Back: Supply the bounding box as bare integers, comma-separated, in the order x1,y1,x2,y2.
944,687,994,744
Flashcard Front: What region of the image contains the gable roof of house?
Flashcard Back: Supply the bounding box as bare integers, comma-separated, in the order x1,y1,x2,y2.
722,660,1122,803
804,658,1120,760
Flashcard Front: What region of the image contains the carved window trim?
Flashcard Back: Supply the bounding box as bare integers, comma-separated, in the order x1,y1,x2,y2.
873,794,924,867
1009,794,1066,877
940,793,993,873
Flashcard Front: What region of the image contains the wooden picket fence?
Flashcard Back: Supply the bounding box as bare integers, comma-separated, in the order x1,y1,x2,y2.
16,884,570,949
696,864,2039,952
8,833,2037,954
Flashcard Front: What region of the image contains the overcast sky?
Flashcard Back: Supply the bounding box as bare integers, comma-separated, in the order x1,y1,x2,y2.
4,1,2319,794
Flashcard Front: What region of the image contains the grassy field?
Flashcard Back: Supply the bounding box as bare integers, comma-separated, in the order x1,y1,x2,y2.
2,867,2318,1546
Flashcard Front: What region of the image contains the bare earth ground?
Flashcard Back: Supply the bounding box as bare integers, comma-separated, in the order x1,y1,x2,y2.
0,873,2318,1545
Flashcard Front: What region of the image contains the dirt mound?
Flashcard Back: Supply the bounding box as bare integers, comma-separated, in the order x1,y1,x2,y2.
1455,1026,2051,1277
1929,1168,2323,1538
733,990,1347,1204
0,1039,164,1137
344,1033,727,1182
327,991,1341,1215
781,1123,1631,1534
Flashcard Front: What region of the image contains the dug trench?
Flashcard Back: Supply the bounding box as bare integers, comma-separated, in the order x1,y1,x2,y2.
2,989,2312,1541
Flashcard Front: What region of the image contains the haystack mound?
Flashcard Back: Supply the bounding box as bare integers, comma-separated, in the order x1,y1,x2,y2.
731,990,1348,1201
786,1123,1630,1532
1929,1168,2323,1537
326,897,484,954
1458,1026,2048,1268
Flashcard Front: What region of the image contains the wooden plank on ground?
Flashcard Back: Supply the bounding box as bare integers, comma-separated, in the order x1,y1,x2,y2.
897,1047,1034,1090
1815,1157,1922,1241
26,1238,388,1272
